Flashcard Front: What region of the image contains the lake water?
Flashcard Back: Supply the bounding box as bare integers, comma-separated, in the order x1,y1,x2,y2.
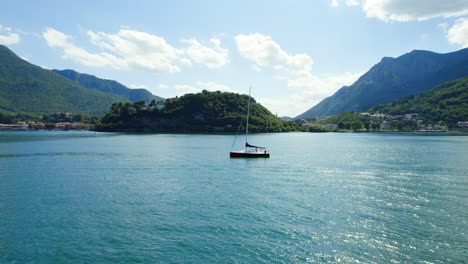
0,131,467,263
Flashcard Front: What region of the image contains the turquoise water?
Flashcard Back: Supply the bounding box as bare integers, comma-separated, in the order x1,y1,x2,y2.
0,131,467,263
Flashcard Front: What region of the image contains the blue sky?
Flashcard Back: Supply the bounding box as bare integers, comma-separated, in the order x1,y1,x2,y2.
1,0,467,117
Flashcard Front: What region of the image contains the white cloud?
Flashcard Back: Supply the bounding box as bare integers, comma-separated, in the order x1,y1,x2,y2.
43,28,127,69
447,18,468,48
0,24,20,45
235,33,313,75
158,84,170,89
438,22,449,32
196,81,239,93
85,29,182,73
44,27,231,73
362,0,468,22
262,72,362,117
288,72,362,97
331,0,359,8
175,84,200,96
128,84,148,89
182,38,229,68
346,0,359,7
179,58,193,67
235,33,362,117
174,81,239,96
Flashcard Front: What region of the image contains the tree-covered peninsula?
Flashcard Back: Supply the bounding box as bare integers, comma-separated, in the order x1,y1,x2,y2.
95,90,303,132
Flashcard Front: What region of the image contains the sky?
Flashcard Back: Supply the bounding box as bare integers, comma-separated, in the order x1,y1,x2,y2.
1,0,467,117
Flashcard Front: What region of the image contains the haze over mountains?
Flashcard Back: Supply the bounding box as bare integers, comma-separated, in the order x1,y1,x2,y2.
296,48,468,119
0,45,162,116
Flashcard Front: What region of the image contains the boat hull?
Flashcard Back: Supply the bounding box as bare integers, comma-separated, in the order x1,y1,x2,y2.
230,151,270,158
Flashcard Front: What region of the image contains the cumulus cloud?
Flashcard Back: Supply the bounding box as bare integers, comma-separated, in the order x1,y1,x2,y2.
235,33,362,117
182,38,229,68
196,81,240,93
174,81,239,96
438,22,449,32
362,0,468,22
235,33,313,75
331,0,360,8
260,72,362,117
86,29,183,73
346,0,359,7
0,24,20,45
175,84,201,96
43,28,128,69
447,18,468,48
158,84,170,89
43,27,229,73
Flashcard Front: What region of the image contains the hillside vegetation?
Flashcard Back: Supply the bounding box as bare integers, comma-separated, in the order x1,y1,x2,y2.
0,45,130,116
370,77,468,126
96,90,302,132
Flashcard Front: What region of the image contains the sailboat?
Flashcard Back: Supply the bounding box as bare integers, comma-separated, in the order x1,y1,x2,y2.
230,88,270,158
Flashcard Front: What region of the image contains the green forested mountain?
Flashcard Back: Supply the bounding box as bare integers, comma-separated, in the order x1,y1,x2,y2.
370,77,468,126
0,44,130,116
297,48,468,119
53,69,163,102
96,90,302,132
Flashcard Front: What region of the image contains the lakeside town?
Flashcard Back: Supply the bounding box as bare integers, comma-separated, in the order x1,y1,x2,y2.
299,112,468,132
0,121,94,131
1,108,467,132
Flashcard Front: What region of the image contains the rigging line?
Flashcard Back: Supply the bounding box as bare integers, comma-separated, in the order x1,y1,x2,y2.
231,87,252,150
245,87,251,144
231,115,244,150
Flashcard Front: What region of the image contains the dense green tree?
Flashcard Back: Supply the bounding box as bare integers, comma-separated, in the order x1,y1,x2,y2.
370,77,468,127
96,90,303,132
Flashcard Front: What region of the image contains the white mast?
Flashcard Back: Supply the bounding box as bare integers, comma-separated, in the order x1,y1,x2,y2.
245,87,251,146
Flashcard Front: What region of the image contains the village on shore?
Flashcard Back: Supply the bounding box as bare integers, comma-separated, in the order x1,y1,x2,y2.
1,109,468,133
298,112,468,132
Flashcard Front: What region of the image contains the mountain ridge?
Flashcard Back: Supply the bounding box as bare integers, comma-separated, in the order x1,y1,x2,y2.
0,44,163,116
52,69,163,102
0,44,129,116
296,48,468,119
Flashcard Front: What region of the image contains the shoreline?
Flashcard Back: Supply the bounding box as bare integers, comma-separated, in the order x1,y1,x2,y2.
1,129,467,134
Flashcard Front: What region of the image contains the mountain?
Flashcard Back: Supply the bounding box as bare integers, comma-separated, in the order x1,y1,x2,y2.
0,44,130,116
370,77,468,126
96,90,302,132
297,48,468,119
53,69,163,102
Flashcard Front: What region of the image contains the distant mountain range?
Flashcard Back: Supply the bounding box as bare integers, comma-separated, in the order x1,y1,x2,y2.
53,69,163,102
297,48,468,119
0,45,162,116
